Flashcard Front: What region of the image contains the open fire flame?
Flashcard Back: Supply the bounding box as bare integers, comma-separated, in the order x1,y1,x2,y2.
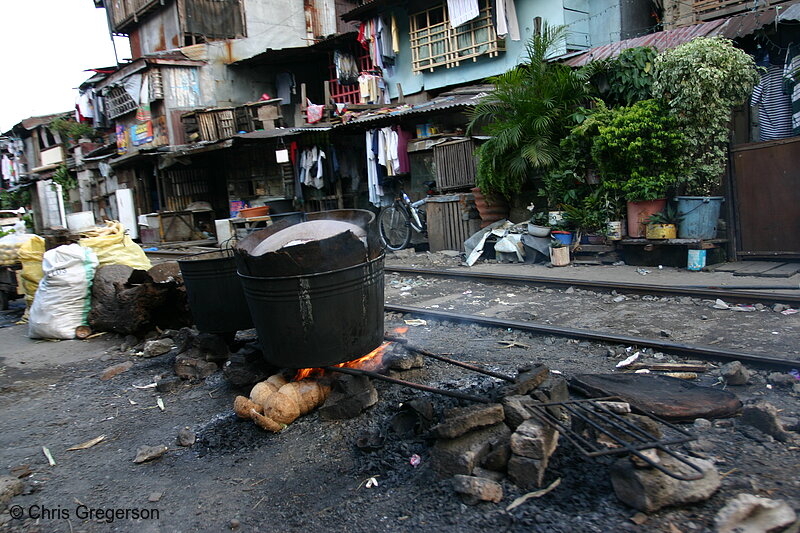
293,326,409,381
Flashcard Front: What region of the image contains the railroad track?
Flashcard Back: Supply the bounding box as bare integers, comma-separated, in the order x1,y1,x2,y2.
385,266,800,306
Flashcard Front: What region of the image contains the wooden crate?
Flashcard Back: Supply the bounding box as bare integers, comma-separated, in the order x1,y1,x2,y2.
426,193,480,252
214,108,236,139
433,139,478,191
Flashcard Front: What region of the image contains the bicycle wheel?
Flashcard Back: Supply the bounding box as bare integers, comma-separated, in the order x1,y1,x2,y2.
379,206,412,251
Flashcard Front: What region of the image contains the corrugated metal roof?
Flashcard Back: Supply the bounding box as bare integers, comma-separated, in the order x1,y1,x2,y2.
562,4,800,67
338,92,484,127
561,20,726,66
235,127,333,140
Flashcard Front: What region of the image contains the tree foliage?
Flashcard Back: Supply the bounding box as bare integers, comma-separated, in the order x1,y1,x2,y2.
604,46,658,106
468,24,592,198
652,37,759,195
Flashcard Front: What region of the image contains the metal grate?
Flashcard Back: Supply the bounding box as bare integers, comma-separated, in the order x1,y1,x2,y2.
105,86,138,119
527,397,705,481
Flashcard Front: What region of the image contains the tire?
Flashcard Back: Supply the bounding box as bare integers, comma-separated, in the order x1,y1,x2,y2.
379,206,412,251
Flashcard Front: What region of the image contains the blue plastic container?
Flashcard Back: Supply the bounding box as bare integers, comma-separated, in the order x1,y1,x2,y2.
675,196,724,239
551,231,573,246
687,249,706,271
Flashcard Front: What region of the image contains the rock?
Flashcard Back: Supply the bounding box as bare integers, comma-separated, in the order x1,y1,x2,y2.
99,361,134,381
565,286,574,294
147,492,163,503
741,401,793,443
510,419,559,460
693,418,712,431
0,475,24,511
133,445,168,464
319,375,378,420
223,343,272,387
143,338,174,358
177,427,196,447
431,423,511,477
612,295,627,303
531,375,570,420
431,404,505,439
386,346,425,370
121,334,139,351
452,475,503,505
767,372,797,388
473,467,505,483
230,518,241,529
719,361,751,386
508,455,549,490
507,364,549,395
772,303,787,313
156,376,183,393
481,440,511,473
193,333,230,363
174,354,218,381
714,493,797,533
660,329,672,338
610,452,720,512
502,395,534,431
794,383,800,395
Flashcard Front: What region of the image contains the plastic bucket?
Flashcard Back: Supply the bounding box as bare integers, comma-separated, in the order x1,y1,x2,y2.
551,231,573,246
675,197,723,239
238,255,385,368
626,199,666,238
687,249,706,271
178,250,253,334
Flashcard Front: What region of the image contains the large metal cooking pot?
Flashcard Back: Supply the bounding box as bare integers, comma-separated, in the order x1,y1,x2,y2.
233,209,384,368
178,249,253,334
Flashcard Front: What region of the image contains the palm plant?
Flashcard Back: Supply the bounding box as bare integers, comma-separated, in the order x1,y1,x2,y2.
468,23,592,199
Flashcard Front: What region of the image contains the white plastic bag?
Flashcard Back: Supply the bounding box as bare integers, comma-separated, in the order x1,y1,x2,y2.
28,244,99,339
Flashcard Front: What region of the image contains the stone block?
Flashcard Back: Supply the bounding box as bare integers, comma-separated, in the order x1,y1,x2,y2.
741,400,793,443
431,403,505,439
502,395,534,431
431,423,511,477
452,475,503,505
508,455,549,490
510,418,559,460
610,452,719,512
714,493,797,533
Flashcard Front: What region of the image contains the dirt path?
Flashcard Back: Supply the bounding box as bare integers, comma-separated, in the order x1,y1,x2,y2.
0,265,798,532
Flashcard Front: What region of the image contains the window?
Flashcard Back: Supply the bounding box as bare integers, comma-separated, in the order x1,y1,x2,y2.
409,0,504,73
105,86,138,120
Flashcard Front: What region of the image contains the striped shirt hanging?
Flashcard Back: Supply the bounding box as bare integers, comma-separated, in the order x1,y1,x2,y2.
751,65,793,141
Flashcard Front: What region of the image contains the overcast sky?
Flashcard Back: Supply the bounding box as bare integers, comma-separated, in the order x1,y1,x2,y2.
0,1,130,132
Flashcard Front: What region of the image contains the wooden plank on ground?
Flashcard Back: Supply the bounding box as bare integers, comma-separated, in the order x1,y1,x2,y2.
758,263,800,278
709,262,741,272
732,261,785,276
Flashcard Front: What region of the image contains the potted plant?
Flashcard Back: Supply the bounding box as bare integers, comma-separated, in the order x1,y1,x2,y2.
550,238,570,266
652,37,759,239
645,203,682,239
563,199,608,244
591,99,684,238
527,211,551,237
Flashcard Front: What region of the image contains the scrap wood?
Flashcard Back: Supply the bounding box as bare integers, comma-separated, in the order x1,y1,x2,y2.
505,478,561,511
628,363,707,372
497,340,530,349
67,435,106,451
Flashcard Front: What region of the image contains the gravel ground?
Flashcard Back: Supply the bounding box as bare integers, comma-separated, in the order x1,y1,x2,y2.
0,252,798,533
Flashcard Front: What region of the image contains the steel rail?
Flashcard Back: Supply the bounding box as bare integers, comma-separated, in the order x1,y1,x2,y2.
384,266,800,305
385,304,799,368
323,366,490,403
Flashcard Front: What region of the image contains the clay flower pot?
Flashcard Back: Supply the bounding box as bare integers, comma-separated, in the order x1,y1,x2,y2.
471,187,509,228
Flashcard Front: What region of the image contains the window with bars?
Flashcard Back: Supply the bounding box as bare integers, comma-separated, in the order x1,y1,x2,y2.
409,0,504,73
105,86,138,119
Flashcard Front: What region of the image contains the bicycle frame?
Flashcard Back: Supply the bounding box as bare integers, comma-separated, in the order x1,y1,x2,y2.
399,191,426,233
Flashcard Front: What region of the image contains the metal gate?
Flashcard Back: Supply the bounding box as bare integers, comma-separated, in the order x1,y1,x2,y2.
731,136,800,259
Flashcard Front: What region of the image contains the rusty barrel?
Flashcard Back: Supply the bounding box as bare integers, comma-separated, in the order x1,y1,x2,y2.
178,250,253,334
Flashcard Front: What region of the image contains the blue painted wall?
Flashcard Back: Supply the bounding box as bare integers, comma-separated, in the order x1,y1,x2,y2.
383,0,567,99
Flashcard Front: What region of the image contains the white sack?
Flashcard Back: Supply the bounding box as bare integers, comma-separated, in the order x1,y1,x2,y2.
29,244,99,339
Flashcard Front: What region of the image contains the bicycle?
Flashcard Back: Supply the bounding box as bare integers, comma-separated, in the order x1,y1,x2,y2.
378,180,436,251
